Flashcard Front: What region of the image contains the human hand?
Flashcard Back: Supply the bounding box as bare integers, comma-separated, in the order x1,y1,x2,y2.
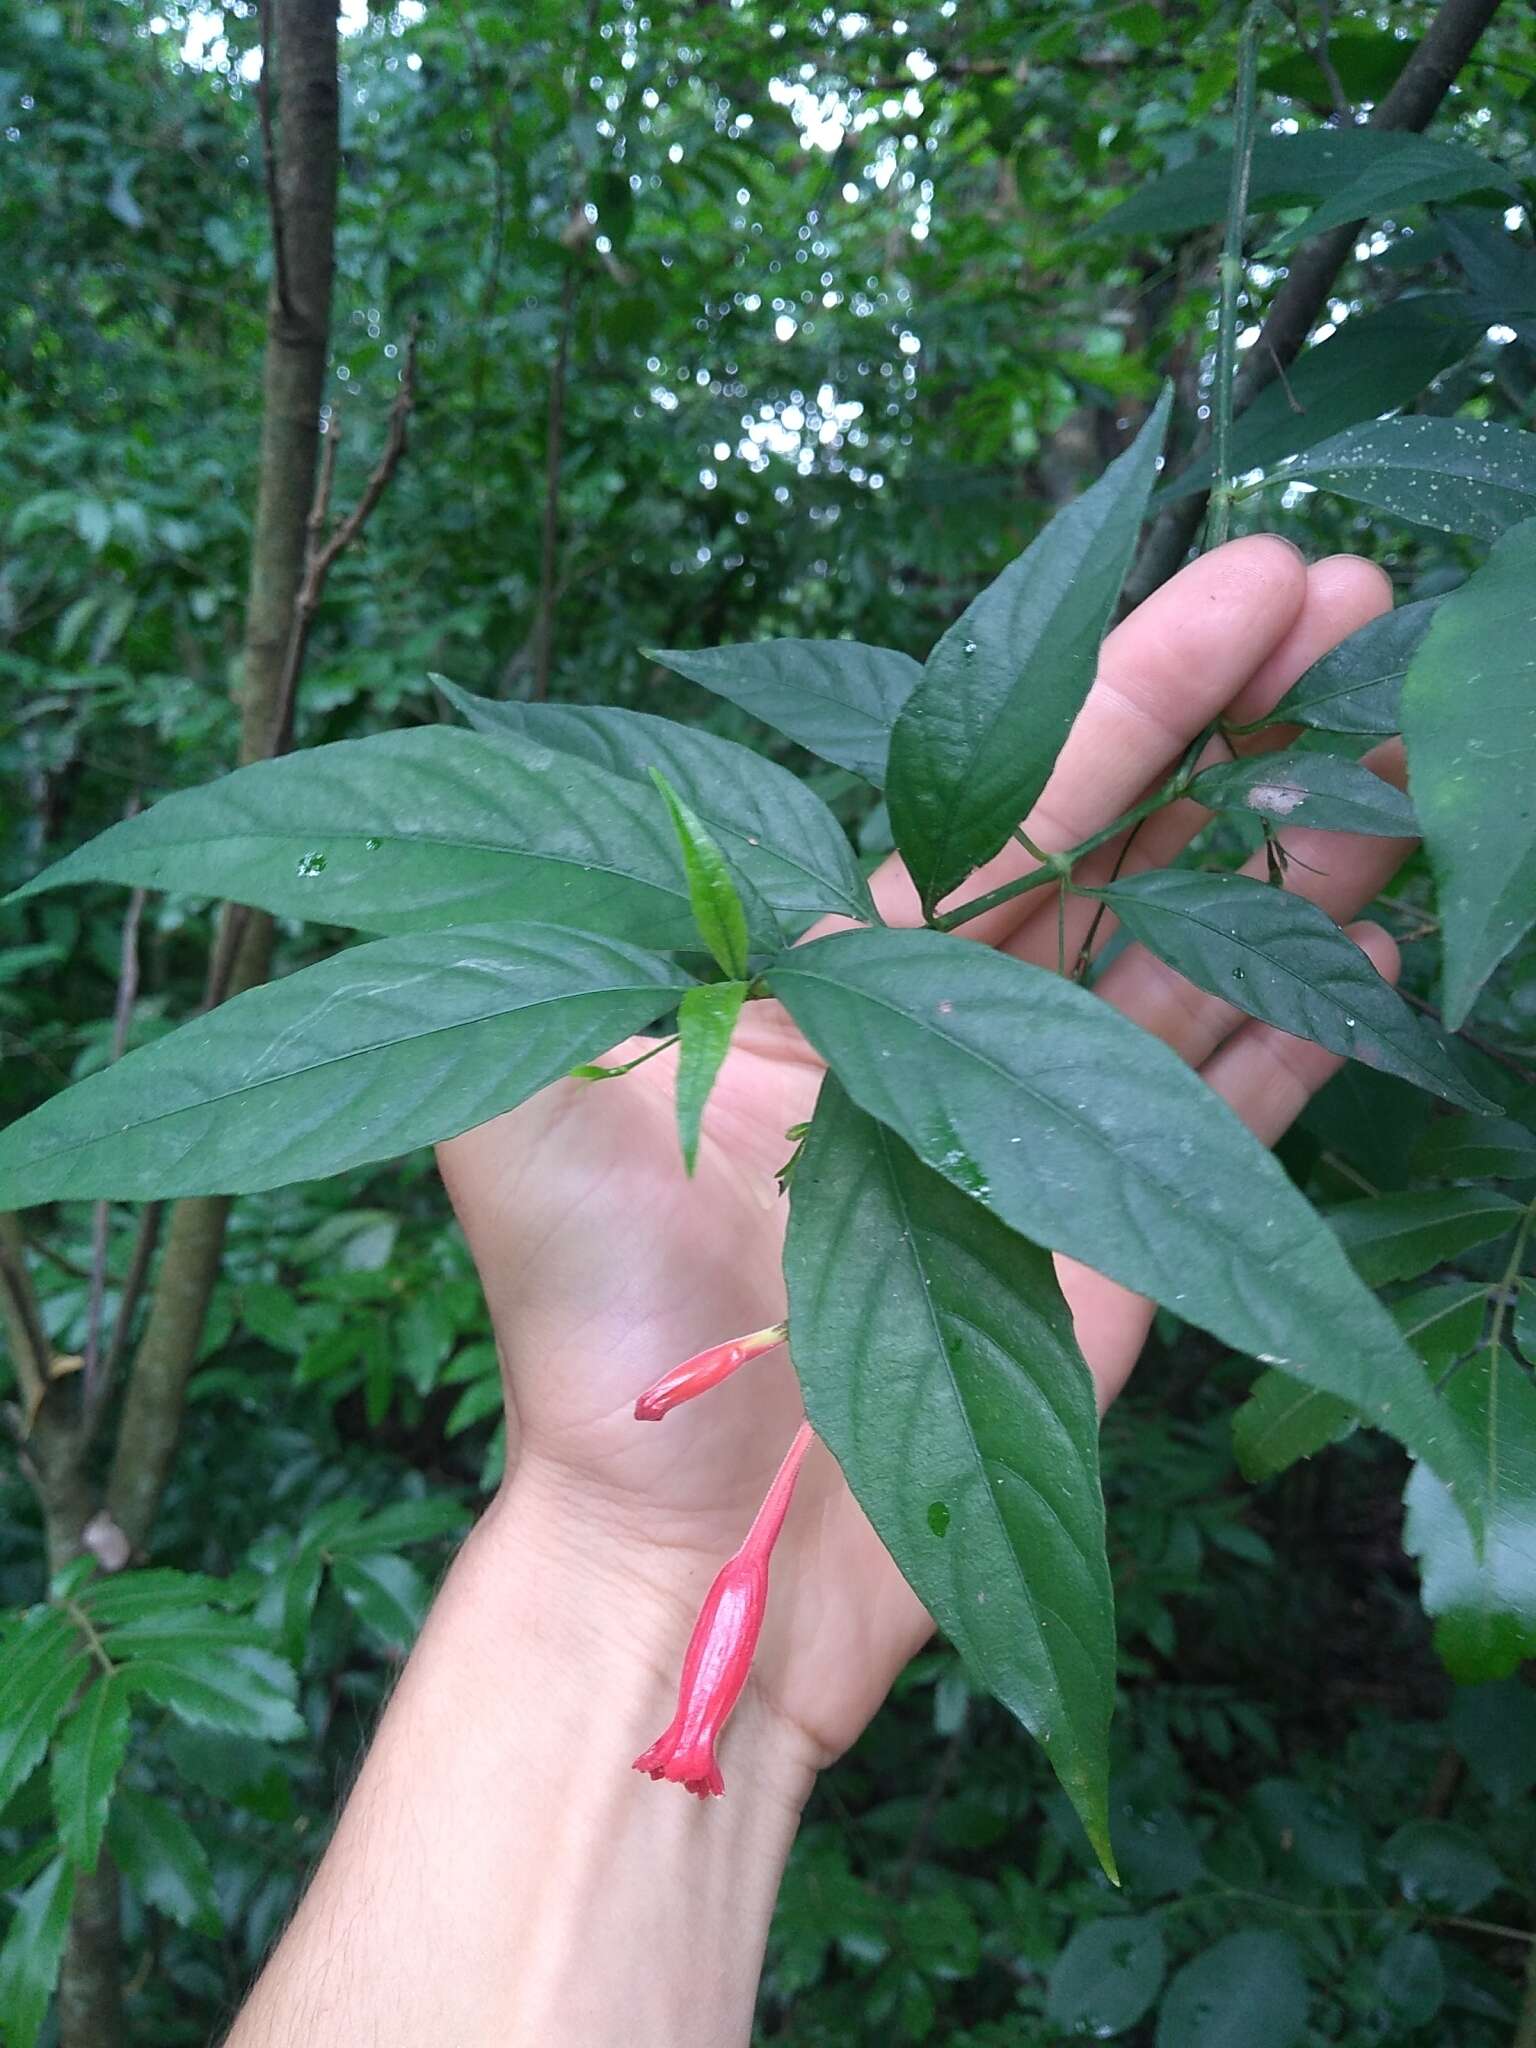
438,535,1411,1790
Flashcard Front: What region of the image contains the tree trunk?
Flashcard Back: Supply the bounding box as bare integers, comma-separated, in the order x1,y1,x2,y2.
56,8,340,2042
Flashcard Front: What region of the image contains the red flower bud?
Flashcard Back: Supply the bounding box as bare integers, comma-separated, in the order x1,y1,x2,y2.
633,1421,814,1799
632,1322,787,1422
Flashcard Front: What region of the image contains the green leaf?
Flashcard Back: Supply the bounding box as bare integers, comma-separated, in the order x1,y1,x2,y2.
1189,749,1414,836
766,929,1484,1520
50,1671,132,1873
118,1639,304,1741
445,1375,503,1436
1405,1346,1536,1681
1380,1819,1504,1912
674,980,747,1173
1277,417,1536,542
1328,1189,1523,1285
886,389,1170,914
1232,1370,1355,1483
77,1570,231,1627
784,1079,1116,1870
1376,1932,1445,2030
332,1552,429,1653
1395,1282,1493,1370
1518,1281,1536,1363
651,771,751,978
1402,517,1536,1025
1264,597,1441,736
107,1786,218,1933
645,639,921,785
1445,213,1536,345
434,682,874,931
1160,304,1482,503
1092,870,1490,1109
1261,32,1410,109
9,726,710,950
1413,1114,1536,1182
1249,1778,1367,1886
332,1498,470,1551
1265,138,1515,252
1045,1916,1165,2036
1450,1679,1536,1804
0,1610,90,1818
1154,1930,1308,2048
1099,128,1424,236
0,1855,75,2048
0,923,689,1205
1234,1281,1488,1482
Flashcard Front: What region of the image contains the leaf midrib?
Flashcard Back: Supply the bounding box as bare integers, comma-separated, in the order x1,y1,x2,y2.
57,826,693,908
870,1121,1100,1733
12,973,681,1172
1110,883,1455,1090
778,958,1299,1295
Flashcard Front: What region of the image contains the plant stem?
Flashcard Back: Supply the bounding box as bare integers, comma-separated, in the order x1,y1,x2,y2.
1121,0,1509,609
1487,1197,1536,1360
935,735,1209,933
1206,4,1264,552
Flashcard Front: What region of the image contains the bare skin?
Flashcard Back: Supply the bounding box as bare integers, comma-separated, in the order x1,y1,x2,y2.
228,539,1410,2047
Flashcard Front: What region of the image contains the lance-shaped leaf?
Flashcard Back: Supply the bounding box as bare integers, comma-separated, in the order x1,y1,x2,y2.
1189,749,1415,836
1263,137,1515,253
1413,1114,1536,1182
108,1788,218,1933
0,1609,90,1817
886,388,1171,915
1402,517,1536,1027
674,981,747,1173
50,1672,132,1874
1097,128,1422,237
1328,1189,1523,1286
1159,306,1481,506
1445,213,1536,347
1404,1346,1536,1681
0,1855,76,2048
651,770,751,979
645,639,921,785
0,924,690,1205
1234,1282,1488,1482
766,928,1483,1522
1264,597,1441,736
1091,870,1492,1110
1276,417,1536,542
8,725,720,951
434,679,874,928
784,1077,1116,1872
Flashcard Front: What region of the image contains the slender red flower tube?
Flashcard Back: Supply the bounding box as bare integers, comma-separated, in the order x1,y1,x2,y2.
633,1421,814,1799
632,1322,787,1422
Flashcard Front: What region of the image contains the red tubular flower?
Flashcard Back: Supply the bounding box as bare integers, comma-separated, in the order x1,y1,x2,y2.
632,1322,788,1422
634,1421,814,1799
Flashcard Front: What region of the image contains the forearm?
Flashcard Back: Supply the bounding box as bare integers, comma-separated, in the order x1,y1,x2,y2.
226,1466,815,2048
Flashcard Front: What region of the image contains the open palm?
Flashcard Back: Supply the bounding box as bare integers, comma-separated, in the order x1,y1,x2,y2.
438,536,1411,1773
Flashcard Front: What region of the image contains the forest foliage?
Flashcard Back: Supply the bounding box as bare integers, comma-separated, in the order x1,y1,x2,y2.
2,2,1536,2043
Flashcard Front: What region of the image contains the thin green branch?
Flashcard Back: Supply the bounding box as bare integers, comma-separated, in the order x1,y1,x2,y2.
60,1596,118,1680
936,730,1212,934
1206,3,1266,552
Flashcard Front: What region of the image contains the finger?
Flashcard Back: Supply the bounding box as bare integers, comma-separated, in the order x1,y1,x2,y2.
861,534,1309,942
1005,554,1397,969
1225,552,1395,736
1084,744,1412,1070
1065,921,1399,1411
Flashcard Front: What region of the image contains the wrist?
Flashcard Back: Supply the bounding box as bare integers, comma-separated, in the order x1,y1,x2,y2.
480,1450,823,1813
236,1449,816,2048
